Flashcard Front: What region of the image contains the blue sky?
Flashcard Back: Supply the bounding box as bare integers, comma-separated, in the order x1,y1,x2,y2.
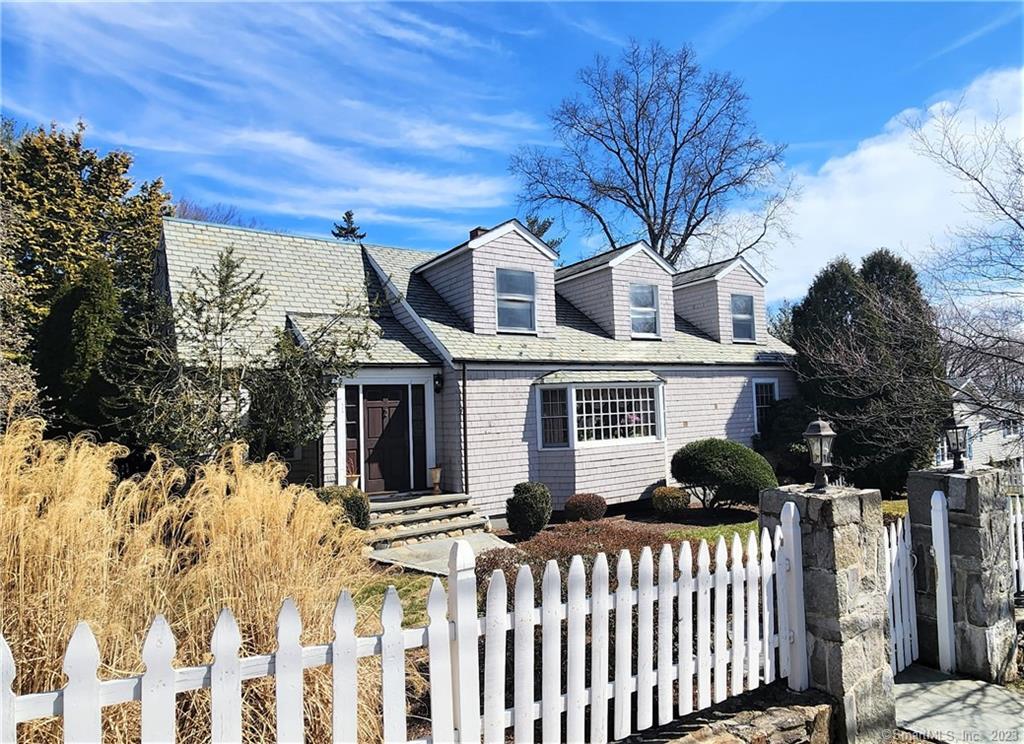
2,1,1022,300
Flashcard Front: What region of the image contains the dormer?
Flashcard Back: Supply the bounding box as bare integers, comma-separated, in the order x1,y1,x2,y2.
413,220,559,337
555,241,676,341
672,256,768,344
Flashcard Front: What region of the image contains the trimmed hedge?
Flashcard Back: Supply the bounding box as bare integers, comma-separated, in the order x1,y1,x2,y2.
317,485,370,530
564,492,607,522
670,438,778,508
506,481,552,537
651,485,690,516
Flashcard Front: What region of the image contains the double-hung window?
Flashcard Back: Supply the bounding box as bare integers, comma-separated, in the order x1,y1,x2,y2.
496,268,536,332
753,379,778,435
731,294,755,341
630,284,659,337
1002,418,1022,438
539,384,661,447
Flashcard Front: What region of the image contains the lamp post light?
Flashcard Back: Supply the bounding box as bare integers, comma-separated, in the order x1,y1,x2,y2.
803,419,837,491
943,416,969,473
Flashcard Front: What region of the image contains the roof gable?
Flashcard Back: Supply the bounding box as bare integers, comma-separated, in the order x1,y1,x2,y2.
555,240,675,283
673,256,767,288
412,219,557,275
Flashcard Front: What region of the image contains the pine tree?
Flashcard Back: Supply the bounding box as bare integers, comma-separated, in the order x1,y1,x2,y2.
331,210,366,242
791,250,948,496
524,214,564,251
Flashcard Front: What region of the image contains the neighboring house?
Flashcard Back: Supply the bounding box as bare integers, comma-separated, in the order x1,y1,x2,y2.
158,217,796,517
936,378,1023,471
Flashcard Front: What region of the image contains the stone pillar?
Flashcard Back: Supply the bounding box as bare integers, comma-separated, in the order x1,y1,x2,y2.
906,466,1018,683
761,484,896,744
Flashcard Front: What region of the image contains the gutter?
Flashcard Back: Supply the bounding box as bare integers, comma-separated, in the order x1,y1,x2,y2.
461,362,469,493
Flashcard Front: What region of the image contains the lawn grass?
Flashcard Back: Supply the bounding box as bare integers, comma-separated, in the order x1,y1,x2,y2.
665,519,759,545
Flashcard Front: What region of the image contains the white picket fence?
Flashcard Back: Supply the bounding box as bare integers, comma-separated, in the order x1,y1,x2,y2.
1010,494,1024,594
1,505,808,744
883,515,919,675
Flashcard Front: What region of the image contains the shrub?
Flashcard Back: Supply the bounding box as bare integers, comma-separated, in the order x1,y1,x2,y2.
671,438,778,508
318,485,370,529
752,396,815,484
651,485,690,516
506,481,552,537
564,492,607,521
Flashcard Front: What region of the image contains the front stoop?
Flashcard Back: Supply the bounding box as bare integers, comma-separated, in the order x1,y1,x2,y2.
365,492,488,548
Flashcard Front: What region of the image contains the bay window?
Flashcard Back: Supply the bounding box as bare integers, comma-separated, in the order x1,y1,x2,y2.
538,383,662,448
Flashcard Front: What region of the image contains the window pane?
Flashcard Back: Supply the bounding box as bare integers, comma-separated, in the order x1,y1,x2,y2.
496,268,534,297
573,385,659,441
497,299,534,330
734,317,754,340
631,310,658,335
630,284,656,309
540,388,568,447
731,294,754,315
754,382,776,433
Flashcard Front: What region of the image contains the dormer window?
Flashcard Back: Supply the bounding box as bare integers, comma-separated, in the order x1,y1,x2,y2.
496,268,536,332
731,294,755,341
630,284,659,338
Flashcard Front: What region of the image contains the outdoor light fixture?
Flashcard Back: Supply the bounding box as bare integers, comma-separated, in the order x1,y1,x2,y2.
943,416,969,472
803,418,837,491
433,373,444,393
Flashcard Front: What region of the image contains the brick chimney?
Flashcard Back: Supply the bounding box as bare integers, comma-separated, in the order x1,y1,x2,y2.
469,226,489,240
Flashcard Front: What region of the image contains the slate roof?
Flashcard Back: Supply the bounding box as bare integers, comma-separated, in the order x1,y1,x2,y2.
365,243,794,365
161,219,794,368
672,257,736,286
160,218,437,366
555,244,637,281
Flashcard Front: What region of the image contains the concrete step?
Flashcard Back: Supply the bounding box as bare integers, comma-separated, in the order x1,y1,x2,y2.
370,504,476,528
369,492,469,514
368,516,487,548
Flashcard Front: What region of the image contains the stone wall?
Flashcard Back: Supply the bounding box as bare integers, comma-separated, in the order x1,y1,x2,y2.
761,484,896,743
906,467,1018,683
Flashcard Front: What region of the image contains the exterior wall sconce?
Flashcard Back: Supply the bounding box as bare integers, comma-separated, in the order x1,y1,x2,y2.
803,418,837,491
433,373,444,393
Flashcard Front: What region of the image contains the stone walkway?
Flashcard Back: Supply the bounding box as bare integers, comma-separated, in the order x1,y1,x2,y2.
895,665,1024,743
369,531,510,574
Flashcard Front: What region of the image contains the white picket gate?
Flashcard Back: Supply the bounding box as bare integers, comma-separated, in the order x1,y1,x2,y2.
1009,494,1024,594
883,515,919,675
1,502,808,744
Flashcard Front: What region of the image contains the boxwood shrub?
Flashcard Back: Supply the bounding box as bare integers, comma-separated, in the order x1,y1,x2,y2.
317,485,371,530
670,438,778,508
651,485,690,516
564,492,607,522
506,481,552,537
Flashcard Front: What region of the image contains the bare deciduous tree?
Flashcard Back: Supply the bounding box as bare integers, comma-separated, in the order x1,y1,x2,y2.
511,40,793,266
906,103,1023,424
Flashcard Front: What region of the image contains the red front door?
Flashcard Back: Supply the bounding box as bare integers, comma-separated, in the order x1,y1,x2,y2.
363,385,410,493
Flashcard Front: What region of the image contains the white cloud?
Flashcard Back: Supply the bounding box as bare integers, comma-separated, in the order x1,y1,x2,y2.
766,66,1023,302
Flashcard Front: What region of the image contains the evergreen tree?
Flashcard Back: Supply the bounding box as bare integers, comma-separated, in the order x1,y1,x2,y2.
0,210,37,426
524,214,564,251
35,258,120,432
791,249,947,496
331,210,366,242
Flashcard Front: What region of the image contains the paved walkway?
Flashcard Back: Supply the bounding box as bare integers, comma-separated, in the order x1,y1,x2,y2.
895,665,1024,743
370,531,510,574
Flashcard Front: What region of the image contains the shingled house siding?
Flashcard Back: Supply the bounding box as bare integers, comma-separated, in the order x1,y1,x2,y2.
717,266,767,344
322,400,338,485
421,250,476,328
555,269,616,336
673,281,720,340
574,440,667,507
658,367,797,462
470,233,558,338
610,251,675,341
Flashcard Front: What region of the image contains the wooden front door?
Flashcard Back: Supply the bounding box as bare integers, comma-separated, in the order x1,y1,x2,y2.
363,385,410,493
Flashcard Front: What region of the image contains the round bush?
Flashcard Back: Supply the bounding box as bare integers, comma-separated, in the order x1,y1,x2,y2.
317,485,370,530
506,481,552,537
651,485,690,516
670,439,778,508
564,492,607,522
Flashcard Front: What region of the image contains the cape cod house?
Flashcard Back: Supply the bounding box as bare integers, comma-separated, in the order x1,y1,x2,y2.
157,217,797,524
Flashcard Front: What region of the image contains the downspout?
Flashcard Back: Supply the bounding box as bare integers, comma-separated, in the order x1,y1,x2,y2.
461,362,470,493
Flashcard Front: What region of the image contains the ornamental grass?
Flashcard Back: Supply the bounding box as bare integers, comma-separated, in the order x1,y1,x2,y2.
0,417,389,742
